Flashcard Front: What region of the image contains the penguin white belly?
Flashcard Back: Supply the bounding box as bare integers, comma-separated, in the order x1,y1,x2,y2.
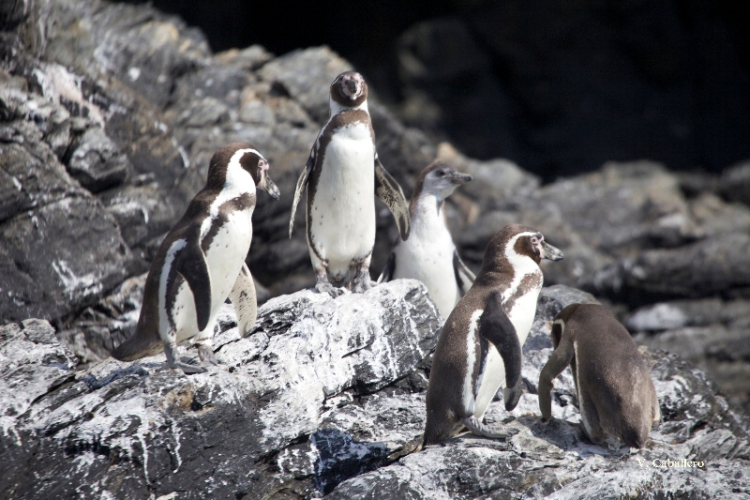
172,210,254,343
506,288,541,347
473,346,506,420
393,223,459,318
310,123,376,277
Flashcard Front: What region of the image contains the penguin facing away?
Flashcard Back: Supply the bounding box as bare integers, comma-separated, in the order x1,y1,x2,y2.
112,142,280,374
424,224,564,445
288,71,410,295
378,161,475,318
539,303,661,449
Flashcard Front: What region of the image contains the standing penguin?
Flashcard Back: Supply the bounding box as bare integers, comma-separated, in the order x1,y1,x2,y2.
424,224,564,445
288,71,410,295
112,142,280,374
378,161,475,318
538,303,661,449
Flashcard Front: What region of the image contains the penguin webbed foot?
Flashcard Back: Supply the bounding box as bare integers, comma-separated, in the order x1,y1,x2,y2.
314,273,345,297
197,344,221,366
164,343,207,374
351,266,373,294
315,281,345,297
462,416,519,440
351,277,373,294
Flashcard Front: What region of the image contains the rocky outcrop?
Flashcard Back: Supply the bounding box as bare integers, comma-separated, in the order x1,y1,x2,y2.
0,281,440,499
2,284,749,499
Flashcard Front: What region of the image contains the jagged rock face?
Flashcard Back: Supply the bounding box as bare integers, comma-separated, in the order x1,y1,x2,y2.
0,281,441,499
2,284,749,500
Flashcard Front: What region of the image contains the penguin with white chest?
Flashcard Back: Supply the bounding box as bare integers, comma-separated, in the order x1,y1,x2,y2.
378,161,475,318
288,71,410,294
424,224,564,445
539,303,661,449
112,142,280,374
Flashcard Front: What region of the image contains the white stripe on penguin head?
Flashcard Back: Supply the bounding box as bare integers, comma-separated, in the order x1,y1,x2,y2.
501,231,541,302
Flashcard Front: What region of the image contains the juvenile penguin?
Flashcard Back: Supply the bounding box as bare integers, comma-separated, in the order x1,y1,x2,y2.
424,224,564,445
538,303,661,449
112,142,280,374
288,71,410,295
378,161,475,318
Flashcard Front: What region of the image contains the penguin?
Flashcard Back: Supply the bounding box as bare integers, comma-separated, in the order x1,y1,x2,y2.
288,71,410,295
112,142,280,374
423,224,564,445
538,303,661,449
378,161,475,318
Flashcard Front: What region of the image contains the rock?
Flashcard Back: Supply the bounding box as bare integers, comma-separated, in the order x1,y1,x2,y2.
65,126,131,192
4,279,750,500
395,17,516,161
635,326,750,415
0,280,440,500
0,194,141,323
615,232,750,301
720,160,750,207
327,295,750,499
627,298,750,332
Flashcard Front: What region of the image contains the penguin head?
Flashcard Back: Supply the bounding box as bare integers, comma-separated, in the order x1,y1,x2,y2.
329,71,369,112
414,161,472,201
240,148,280,199
482,224,564,272
208,143,280,199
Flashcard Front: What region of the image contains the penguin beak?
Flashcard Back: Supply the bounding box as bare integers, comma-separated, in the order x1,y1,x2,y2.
345,79,358,96
260,174,280,199
450,172,473,185
540,241,564,261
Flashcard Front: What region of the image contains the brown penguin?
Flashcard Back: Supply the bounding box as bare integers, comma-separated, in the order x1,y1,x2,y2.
538,303,661,448
424,224,564,445
112,143,279,373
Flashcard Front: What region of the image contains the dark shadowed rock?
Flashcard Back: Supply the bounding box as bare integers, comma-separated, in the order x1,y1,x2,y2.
720,160,750,207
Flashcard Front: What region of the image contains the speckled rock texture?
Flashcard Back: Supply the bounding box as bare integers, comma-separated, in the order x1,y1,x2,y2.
2,284,749,499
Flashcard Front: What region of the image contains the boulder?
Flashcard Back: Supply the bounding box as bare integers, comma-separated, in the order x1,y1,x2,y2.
0,280,441,499
5,283,749,499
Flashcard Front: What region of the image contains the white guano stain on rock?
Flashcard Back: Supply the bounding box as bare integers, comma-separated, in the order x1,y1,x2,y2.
51,260,104,299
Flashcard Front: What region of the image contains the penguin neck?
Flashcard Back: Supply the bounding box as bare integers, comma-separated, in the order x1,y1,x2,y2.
329,97,369,117
410,193,447,236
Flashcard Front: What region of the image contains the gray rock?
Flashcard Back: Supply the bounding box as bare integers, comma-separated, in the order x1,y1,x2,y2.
0,193,141,322
536,161,697,257
328,296,750,500
617,232,750,299
627,298,750,332
0,280,440,500
720,160,750,207
66,126,131,192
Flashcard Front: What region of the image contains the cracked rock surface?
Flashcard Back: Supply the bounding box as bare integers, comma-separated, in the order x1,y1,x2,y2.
2,284,749,499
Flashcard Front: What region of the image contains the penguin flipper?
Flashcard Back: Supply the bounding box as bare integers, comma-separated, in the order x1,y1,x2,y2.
538,332,575,421
377,252,396,284
229,263,258,337
453,250,476,295
173,240,212,332
289,152,313,238
374,154,410,241
478,291,523,411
